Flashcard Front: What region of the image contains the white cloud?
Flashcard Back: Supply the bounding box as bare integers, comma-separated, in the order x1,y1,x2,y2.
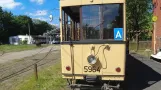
51,23,59,27
0,0,22,9
37,17,48,21
26,10,48,16
32,17,60,27
33,17,49,22
30,0,44,5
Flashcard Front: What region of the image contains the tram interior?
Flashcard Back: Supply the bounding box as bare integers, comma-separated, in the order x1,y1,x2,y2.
62,6,81,41
62,4,123,41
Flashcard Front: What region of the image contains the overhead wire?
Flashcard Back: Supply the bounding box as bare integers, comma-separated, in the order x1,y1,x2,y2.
0,46,53,81
0,3,61,82
0,45,57,82
0,58,59,82
0,46,51,72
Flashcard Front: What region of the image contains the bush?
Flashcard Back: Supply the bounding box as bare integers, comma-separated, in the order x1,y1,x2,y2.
19,40,28,45
19,40,23,45
23,40,28,45
35,41,41,47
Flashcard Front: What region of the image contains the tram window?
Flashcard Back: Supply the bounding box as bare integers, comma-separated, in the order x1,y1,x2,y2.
12,38,16,42
82,5,101,39
62,6,81,41
103,4,123,39
62,4,123,41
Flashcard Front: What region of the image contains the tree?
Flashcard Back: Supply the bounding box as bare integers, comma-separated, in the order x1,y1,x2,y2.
13,15,34,35
0,7,4,37
126,0,153,51
0,7,53,44
32,19,52,35
0,7,15,43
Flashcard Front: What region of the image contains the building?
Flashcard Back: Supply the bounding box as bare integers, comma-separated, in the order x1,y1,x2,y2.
9,35,33,45
152,0,161,54
9,35,51,45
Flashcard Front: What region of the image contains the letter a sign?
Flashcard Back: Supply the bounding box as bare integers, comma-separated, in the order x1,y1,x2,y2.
114,28,123,40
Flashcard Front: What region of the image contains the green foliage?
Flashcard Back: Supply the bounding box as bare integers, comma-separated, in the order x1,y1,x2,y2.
126,0,153,40
32,19,53,35
19,40,23,45
22,40,28,45
0,7,54,44
0,7,14,43
13,15,34,35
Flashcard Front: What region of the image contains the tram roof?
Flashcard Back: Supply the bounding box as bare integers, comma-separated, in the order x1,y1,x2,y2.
60,0,125,7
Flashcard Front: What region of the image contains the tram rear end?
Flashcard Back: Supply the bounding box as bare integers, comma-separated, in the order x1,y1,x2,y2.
60,0,126,89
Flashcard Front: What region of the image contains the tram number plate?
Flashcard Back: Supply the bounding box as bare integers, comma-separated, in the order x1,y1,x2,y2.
84,66,100,72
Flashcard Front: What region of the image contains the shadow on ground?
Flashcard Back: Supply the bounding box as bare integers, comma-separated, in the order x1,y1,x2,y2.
124,54,161,90
150,56,161,63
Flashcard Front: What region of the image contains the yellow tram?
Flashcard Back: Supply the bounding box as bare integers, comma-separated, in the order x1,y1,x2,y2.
59,0,126,89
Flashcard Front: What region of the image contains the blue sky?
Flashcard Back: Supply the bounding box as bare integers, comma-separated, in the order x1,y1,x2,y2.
0,0,60,27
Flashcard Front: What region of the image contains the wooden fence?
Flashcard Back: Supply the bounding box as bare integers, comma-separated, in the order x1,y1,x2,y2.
129,41,152,51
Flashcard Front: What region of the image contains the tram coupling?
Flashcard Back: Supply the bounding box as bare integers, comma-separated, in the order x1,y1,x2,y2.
101,83,120,90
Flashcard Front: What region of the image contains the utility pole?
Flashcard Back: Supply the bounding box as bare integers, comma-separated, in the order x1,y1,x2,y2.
28,23,31,44
153,22,156,54
152,15,158,54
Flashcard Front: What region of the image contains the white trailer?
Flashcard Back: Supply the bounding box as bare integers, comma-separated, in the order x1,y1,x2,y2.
9,35,33,45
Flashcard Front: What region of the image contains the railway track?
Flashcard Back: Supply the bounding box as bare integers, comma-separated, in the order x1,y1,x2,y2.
0,58,60,82
0,46,60,86
0,48,50,73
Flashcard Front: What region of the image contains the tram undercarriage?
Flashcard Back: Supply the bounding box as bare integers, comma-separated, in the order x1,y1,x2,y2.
67,78,124,90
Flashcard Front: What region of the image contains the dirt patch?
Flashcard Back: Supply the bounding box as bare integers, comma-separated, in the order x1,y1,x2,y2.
0,48,61,90
0,45,60,63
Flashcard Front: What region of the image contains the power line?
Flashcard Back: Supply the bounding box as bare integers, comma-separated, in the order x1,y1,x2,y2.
0,46,57,82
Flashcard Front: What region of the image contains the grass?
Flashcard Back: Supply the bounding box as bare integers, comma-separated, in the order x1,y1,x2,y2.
15,62,66,90
0,44,48,53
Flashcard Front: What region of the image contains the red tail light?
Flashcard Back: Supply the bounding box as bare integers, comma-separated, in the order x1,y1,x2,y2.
66,66,71,71
116,67,121,72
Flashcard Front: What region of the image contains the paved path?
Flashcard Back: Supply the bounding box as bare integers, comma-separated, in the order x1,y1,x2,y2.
0,45,60,64
125,53,161,90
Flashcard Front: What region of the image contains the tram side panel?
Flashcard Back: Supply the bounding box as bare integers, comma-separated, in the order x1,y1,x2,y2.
101,44,126,81
61,45,84,79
